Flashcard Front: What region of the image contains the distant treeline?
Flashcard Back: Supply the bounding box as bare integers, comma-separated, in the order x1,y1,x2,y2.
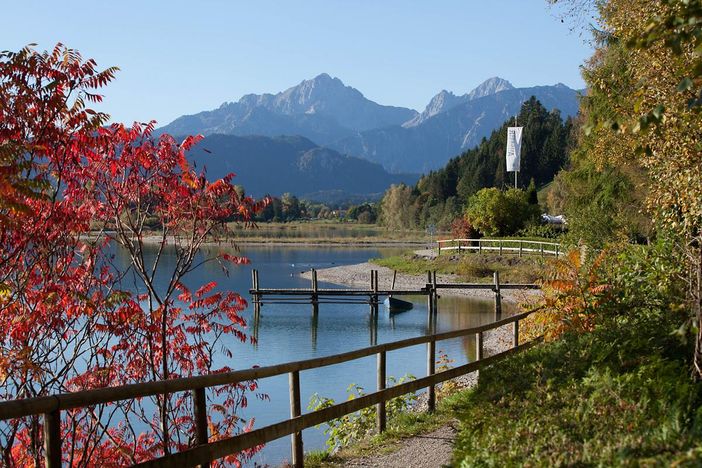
252,192,378,223
378,97,576,231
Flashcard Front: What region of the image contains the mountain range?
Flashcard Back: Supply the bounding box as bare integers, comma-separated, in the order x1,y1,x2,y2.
329,82,580,173
187,134,418,203
159,74,581,192
160,73,416,145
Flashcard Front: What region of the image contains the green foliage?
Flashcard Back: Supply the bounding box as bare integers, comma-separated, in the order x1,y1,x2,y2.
451,239,699,465
465,187,540,236
378,184,416,230
308,375,417,453
516,223,563,239
548,155,649,247
345,203,378,224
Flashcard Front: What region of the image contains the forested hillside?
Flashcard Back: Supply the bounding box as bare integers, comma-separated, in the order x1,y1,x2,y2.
378,97,574,230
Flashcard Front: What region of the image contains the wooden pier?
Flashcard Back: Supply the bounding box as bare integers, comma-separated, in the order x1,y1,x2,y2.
248,268,540,335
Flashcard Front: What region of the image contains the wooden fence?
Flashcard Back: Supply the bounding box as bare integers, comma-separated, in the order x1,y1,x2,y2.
437,238,561,257
0,309,541,468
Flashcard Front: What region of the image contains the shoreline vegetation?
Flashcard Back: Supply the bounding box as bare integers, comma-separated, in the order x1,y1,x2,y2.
88,221,436,246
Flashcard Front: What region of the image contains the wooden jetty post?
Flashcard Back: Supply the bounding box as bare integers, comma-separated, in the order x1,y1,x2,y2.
311,269,319,305
311,309,319,350
370,270,379,345
475,331,484,382
431,270,438,315
251,269,260,303
371,270,379,311
252,269,261,347
426,270,434,318
493,271,502,320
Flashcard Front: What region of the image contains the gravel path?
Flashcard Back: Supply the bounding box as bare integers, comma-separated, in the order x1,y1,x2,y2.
342,423,457,468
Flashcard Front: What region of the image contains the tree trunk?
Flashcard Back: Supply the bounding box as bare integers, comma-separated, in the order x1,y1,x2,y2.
694,239,702,378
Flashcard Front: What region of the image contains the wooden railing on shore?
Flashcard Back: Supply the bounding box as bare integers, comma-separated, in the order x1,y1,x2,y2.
0,308,541,468
437,238,561,257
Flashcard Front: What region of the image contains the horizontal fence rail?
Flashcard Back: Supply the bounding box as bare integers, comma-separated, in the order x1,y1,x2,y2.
0,308,542,467
437,238,562,258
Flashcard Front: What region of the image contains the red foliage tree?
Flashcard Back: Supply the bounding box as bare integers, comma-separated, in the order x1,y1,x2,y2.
0,44,266,466
450,217,478,240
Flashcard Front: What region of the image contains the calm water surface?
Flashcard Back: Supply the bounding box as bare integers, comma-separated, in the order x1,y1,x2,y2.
123,245,508,466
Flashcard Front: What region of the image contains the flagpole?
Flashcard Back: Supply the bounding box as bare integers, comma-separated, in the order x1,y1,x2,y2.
515,115,518,189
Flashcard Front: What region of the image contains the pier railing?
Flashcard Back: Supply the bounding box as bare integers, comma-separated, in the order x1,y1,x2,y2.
437,238,561,257
0,307,542,467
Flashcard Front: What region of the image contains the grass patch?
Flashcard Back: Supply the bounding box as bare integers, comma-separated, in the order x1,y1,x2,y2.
447,312,702,466
372,251,549,283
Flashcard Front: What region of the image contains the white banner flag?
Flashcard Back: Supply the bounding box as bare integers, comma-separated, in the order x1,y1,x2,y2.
505,126,523,172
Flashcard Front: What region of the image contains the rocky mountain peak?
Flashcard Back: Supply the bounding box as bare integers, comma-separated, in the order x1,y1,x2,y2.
466,77,514,100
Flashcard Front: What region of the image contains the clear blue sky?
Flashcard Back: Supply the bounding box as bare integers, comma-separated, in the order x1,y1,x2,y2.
3,0,592,125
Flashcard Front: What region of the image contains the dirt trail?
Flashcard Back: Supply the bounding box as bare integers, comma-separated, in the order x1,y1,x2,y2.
341,423,457,467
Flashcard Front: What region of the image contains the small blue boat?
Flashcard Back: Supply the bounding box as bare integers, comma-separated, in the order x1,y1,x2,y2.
383,271,414,313
384,296,414,313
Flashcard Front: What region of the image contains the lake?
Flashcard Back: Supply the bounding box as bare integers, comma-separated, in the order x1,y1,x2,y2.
119,244,507,466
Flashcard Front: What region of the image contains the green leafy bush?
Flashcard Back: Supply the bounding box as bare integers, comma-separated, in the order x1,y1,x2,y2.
465,188,540,236
308,375,417,453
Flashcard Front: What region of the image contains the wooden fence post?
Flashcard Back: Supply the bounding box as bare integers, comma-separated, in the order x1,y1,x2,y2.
555,244,559,257
499,240,503,256
519,241,523,258
513,320,520,348
289,371,303,467
377,351,386,433
192,388,210,468
427,338,436,412
438,241,441,256
44,410,61,468
479,240,483,255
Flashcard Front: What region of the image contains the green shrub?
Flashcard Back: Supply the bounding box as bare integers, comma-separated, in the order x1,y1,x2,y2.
465,188,540,236
308,375,417,453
